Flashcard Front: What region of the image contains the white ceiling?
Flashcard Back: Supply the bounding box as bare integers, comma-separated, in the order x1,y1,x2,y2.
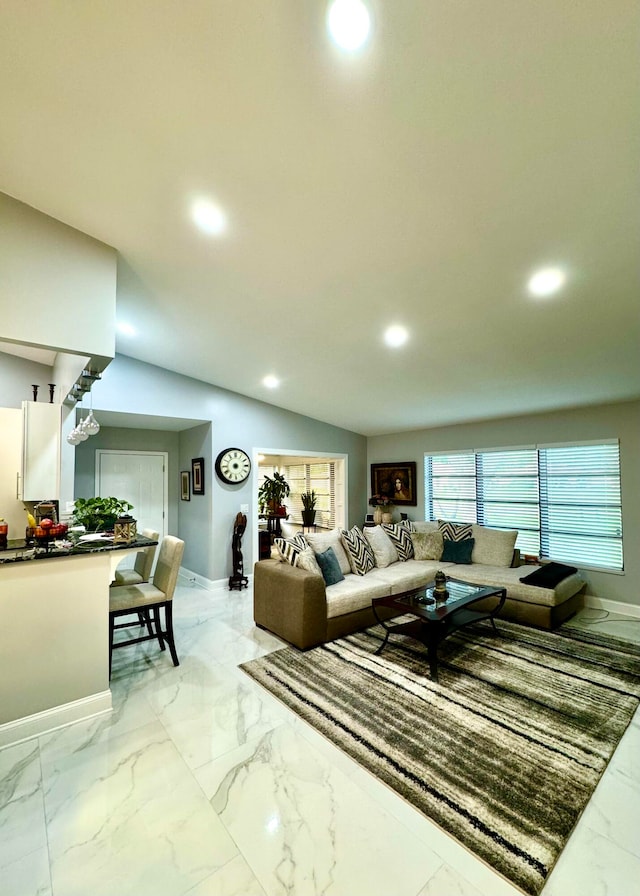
1,1,638,436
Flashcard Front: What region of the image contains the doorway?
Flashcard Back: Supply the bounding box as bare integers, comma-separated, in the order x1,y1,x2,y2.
253,449,347,565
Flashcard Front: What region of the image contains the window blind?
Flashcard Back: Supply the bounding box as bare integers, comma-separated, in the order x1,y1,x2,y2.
425,453,476,523
424,441,623,570
538,443,622,569
476,449,540,555
266,461,336,529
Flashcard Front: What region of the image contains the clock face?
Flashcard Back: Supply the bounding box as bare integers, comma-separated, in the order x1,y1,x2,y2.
215,448,251,484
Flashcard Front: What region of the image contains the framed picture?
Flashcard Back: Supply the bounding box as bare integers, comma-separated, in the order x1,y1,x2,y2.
370,461,417,506
180,470,191,501
192,457,205,496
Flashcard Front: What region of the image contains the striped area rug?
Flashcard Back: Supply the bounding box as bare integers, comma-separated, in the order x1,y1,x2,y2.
241,620,640,895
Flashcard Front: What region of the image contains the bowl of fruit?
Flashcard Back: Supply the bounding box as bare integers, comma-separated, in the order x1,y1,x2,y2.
26,516,68,544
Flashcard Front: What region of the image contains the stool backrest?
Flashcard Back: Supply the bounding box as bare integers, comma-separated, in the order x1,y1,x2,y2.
153,535,185,601
133,528,160,582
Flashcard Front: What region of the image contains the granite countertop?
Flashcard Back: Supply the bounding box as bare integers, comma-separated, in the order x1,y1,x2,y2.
0,534,158,564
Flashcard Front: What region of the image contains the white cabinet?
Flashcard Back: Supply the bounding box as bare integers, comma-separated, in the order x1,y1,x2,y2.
21,401,61,501
0,408,23,533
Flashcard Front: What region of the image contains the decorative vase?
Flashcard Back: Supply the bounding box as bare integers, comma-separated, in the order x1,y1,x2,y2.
373,506,383,525
381,510,393,524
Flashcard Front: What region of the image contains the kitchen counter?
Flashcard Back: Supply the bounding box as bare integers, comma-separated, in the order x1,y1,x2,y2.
0,534,158,747
0,533,157,563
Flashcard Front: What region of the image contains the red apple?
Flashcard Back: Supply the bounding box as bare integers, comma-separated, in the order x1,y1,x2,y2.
40,518,53,530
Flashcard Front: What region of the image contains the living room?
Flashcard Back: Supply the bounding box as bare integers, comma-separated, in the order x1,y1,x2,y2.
1,3,639,895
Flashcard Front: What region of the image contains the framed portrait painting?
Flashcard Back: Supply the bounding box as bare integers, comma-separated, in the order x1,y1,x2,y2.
191,457,205,496
370,461,417,506
180,471,191,501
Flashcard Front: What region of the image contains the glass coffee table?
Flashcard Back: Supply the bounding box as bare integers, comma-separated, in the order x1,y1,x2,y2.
372,578,507,682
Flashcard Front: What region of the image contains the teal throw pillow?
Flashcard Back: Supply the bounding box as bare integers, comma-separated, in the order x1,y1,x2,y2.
316,547,345,586
441,537,475,564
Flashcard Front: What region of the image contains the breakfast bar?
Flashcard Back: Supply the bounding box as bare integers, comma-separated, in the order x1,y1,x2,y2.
0,535,157,748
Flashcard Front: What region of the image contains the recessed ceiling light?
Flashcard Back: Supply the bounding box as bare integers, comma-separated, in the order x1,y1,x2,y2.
527,267,566,298
191,199,227,236
384,325,409,348
263,375,280,389
327,0,371,51
117,321,136,337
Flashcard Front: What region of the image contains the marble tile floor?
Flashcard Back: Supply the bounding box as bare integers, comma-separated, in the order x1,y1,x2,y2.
1,585,639,896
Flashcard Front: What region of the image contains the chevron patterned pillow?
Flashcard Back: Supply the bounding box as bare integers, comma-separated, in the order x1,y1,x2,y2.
341,526,375,576
437,520,473,542
382,523,415,561
274,533,308,566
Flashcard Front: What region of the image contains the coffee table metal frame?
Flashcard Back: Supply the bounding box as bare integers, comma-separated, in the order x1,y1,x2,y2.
371,578,507,682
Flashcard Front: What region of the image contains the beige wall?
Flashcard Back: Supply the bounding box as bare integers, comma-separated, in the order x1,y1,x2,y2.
367,399,640,608
0,192,116,359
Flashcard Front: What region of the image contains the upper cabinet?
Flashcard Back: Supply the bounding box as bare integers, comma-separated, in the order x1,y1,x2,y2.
21,401,61,501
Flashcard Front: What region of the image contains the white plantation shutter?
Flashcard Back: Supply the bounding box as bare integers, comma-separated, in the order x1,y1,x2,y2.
258,465,277,495
282,461,336,529
285,463,306,519
424,441,623,571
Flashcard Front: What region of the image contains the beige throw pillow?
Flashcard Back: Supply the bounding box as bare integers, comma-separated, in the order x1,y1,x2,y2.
471,525,518,567
306,527,352,575
296,547,323,577
412,520,440,534
363,525,398,568
411,530,444,561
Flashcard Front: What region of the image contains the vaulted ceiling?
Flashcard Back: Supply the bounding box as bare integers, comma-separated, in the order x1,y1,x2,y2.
1,1,638,435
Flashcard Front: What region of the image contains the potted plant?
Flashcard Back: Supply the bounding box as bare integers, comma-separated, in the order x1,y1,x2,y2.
72,496,134,532
258,472,290,517
301,490,317,527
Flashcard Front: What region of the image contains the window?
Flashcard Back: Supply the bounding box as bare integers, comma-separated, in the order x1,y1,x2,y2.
424,441,623,571
285,461,336,529
258,461,337,529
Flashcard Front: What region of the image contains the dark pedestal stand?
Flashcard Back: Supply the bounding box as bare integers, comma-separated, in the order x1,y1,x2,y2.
229,512,249,590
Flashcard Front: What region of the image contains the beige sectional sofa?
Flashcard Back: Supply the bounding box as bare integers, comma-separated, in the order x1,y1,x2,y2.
253,522,586,650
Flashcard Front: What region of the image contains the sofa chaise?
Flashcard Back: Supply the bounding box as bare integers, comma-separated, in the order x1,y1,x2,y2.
253,521,586,650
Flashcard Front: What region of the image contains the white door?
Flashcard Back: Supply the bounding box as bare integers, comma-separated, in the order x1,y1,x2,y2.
96,450,168,569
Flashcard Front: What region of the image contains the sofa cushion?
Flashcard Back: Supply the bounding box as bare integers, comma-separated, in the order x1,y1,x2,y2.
519,562,578,588
296,546,323,577
382,523,414,561
325,570,395,618
411,530,443,561
453,564,585,608
363,525,398,568
442,537,475,563
471,525,518,568
379,559,452,593
274,533,308,566
438,520,473,542
341,526,376,576
316,547,345,586
306,528,352,575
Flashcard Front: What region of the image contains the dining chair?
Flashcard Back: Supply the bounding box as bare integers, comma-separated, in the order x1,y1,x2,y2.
108,535,185,678
112,528,160,585
111,528,160,632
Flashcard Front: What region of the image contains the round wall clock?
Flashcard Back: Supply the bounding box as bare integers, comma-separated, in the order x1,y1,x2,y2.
215,448,251,484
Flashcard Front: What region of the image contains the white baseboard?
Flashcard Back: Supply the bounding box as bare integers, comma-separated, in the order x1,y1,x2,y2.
0,690,113,751
583,594,640,619
179,567,253,592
